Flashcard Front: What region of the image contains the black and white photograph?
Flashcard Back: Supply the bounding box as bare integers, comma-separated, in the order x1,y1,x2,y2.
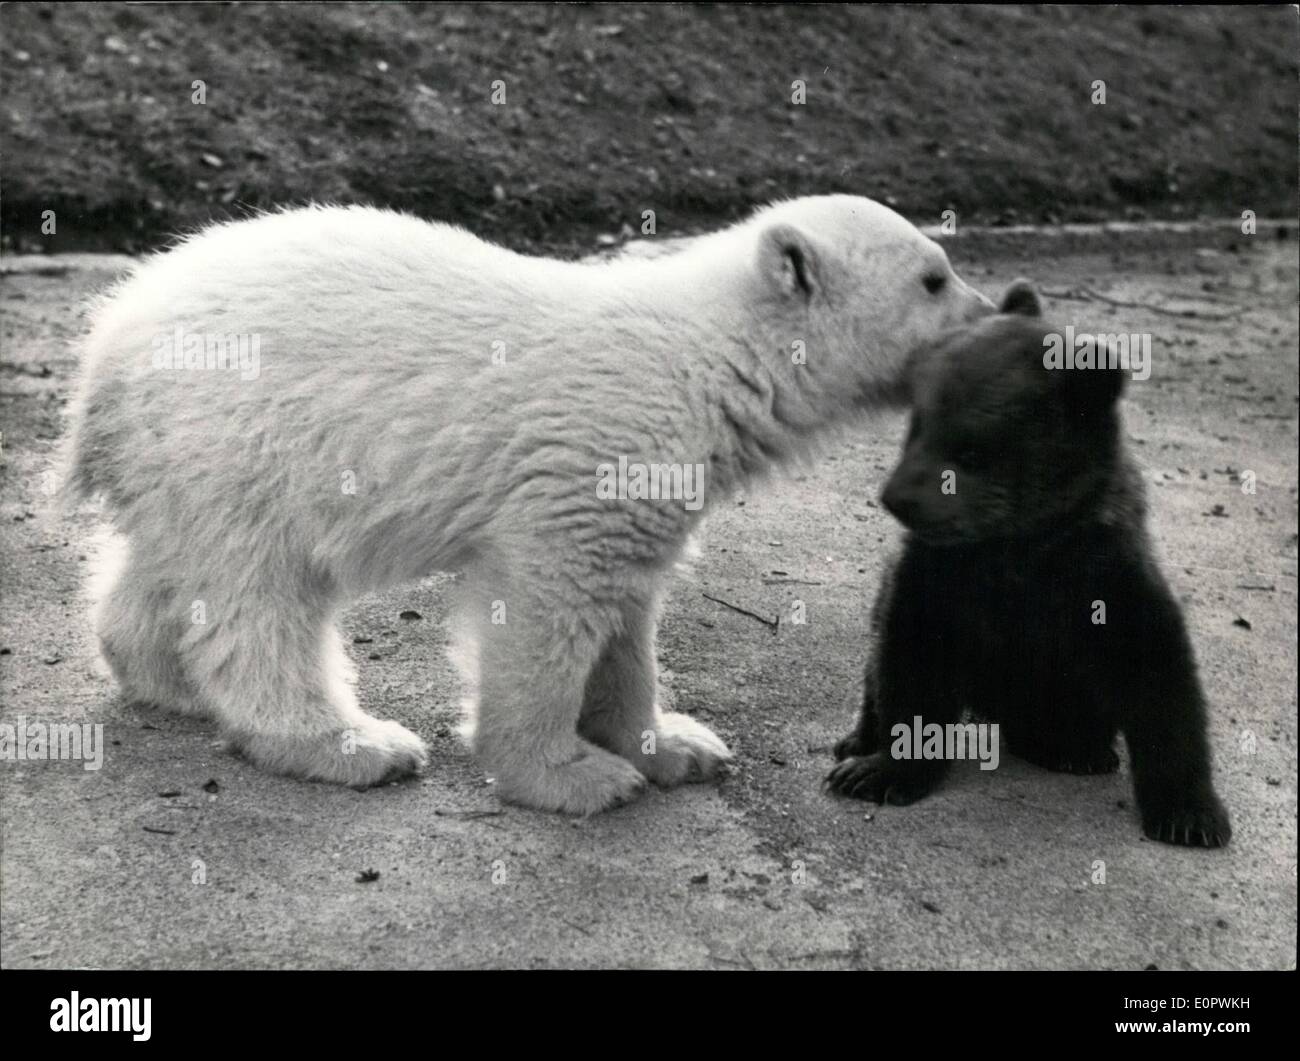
0,0,1295,1024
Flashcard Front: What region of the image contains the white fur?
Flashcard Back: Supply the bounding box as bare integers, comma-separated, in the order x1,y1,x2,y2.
65,195,992,813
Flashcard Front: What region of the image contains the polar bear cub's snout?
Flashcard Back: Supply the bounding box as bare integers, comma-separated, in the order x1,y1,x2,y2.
66,195,991,813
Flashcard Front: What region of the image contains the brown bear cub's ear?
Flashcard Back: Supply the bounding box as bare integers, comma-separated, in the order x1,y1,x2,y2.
999,278,1043,317
1092,339,1129,404
1061,337,1128,417
758,222,818,300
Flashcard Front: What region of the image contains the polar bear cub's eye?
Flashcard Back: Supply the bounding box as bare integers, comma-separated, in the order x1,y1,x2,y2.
922,272,947,295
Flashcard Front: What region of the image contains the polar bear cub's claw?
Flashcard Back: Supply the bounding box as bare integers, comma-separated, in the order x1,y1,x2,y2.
227,715,428,788
641,711,733,787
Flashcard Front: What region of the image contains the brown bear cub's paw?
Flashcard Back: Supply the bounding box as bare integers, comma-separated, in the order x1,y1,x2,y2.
832,729,878,762
1140,791,1232,848
824,752,940,806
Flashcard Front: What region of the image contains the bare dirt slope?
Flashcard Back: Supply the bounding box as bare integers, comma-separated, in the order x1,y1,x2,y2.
2,4,1296,255
0,227,1295,969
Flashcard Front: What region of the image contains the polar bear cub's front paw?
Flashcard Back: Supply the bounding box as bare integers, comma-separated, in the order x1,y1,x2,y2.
639,711,732,787
491,740,648,816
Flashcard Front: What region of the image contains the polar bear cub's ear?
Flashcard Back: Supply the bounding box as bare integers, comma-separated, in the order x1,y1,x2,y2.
999,278,1043,317
758,222,818,300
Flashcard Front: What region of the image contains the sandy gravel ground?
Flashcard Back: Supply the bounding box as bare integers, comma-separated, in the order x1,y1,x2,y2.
0,225,1295,969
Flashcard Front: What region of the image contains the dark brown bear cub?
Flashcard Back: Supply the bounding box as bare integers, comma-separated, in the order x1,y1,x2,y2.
826,280,1231,847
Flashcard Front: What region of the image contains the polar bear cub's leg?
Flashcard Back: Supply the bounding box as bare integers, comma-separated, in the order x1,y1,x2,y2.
180,577,427,787
461,567,647,815
89,534,206,717
578,596,732,787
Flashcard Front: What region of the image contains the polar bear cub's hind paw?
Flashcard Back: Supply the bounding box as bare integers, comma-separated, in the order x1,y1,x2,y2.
227,715,428,788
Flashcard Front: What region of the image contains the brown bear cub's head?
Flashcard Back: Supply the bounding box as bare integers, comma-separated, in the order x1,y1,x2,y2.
881,280,1128,546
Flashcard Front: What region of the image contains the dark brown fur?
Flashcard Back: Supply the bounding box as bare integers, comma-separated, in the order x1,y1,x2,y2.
826,280,1231,847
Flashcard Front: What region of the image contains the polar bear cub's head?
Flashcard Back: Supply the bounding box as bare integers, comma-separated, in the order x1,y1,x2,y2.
738,194,994,417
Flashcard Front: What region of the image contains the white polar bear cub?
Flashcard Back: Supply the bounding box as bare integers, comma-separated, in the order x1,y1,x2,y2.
66,195,993,814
